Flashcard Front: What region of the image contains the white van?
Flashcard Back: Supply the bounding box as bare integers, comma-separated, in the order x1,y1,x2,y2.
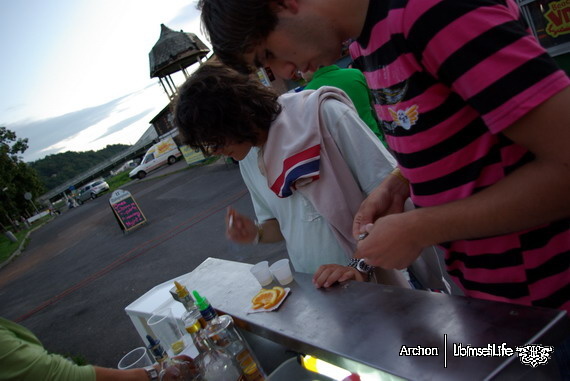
129,137,182,179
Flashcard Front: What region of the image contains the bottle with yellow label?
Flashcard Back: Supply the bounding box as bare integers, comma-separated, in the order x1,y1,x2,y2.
173,281,208,332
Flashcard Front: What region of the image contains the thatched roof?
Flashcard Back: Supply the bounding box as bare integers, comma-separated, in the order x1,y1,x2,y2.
149,24,210,78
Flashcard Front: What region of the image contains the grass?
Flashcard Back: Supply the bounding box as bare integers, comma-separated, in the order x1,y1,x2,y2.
0,215,52,264
106,171,131,191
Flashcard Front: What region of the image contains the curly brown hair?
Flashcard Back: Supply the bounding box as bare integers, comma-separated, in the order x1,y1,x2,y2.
198,0,279,73
174,62,282,155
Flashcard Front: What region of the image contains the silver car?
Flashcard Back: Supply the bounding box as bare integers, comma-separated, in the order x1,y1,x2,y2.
77,180,110,204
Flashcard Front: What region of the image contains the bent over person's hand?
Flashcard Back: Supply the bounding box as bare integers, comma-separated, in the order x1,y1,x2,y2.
312,264,365,288
226,207,258,244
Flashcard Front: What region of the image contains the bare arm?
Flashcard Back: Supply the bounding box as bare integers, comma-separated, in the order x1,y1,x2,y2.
355,87,570,268
94,355,196,381
94,367,147,381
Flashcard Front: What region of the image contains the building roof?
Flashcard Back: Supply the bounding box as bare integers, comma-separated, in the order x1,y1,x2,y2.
149,24,210,78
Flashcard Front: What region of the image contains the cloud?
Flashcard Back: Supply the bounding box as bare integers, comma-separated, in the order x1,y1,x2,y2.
10,95,128,161
10,83,167,162
93,109,153,142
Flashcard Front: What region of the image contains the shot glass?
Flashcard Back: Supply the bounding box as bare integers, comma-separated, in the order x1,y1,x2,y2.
269,259,294,285
250,261,274,287
117,346,154,369
147,307,186,356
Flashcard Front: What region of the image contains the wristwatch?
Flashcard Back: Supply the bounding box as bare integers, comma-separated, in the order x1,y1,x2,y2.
348,258,375,281
144,365,159,381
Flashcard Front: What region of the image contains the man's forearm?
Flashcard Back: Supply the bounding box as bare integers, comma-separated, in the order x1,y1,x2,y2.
409,158,570,247
95,366,148,381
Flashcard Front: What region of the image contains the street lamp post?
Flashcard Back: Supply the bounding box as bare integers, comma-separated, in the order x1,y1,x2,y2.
24,192,39,214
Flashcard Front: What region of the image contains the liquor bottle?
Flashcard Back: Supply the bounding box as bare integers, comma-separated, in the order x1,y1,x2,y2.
195,331,243,381
207,315,266,381
192,290,266,381
192,290,218,323
146,334,170,365
173,281,207,331
146,334,202,380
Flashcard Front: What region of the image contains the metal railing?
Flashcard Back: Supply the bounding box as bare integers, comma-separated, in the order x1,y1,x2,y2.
39,136,156,202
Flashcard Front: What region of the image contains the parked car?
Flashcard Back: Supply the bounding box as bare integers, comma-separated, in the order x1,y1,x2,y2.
110,159,139,176
77,180,110,204
129,137,182,179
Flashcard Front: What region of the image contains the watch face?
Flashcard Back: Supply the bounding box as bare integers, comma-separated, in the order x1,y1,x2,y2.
356,259,372,273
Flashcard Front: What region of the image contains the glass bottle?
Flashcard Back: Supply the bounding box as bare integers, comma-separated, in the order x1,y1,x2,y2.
193,290,265,380
207,315,265,381
195,331,243,381
192,290,218,324
146,334,170,365
146,334,202,381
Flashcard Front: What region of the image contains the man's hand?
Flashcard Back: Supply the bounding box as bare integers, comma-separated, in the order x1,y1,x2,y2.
226,207,257,244
160,355,199,381
352,172,409,238
312,264,365,288
354,212,425,269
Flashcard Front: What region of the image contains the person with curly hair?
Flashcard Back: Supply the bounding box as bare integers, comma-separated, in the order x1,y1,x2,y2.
175,62,409,288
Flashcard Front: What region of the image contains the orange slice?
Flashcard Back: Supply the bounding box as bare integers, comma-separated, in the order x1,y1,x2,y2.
252,303,264,310
263,288,287,309
273,286,285,299
251,289,278,307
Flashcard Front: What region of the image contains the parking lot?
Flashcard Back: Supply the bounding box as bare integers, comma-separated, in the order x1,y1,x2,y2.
0,159,287,367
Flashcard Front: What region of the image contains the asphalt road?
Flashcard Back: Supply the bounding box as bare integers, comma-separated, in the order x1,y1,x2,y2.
0,159,287,368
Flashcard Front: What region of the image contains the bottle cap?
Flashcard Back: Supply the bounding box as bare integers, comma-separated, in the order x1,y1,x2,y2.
174,281,189,298
146,334,166,359
192,290,208,310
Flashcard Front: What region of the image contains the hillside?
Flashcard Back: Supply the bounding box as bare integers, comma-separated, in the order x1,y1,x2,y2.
29,144,130,190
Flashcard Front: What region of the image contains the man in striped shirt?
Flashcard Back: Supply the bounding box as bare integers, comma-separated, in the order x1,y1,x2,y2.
199,0,570,316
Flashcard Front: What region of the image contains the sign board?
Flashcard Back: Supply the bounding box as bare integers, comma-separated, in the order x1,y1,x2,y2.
109,189,147,233
179,145,206,165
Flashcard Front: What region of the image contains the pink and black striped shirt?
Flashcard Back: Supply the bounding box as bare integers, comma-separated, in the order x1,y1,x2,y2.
350,0,569,311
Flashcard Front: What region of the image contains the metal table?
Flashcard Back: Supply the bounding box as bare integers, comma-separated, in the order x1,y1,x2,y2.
128,257,569,380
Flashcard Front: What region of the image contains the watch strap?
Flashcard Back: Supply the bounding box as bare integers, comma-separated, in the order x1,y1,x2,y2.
144,365,159,381
348,258,375,281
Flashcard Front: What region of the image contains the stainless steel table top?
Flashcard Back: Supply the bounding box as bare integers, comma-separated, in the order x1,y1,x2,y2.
181,258,568,380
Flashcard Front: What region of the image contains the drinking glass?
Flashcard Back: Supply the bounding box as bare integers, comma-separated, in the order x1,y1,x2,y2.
269,259,294,285
250,261,273,286
147,307,186,356
117,346,153,369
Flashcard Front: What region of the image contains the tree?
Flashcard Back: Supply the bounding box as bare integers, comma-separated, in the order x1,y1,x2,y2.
0,126,45,230
30,144,130,190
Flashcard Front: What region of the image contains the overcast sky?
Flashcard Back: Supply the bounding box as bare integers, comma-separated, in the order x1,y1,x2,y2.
0,0,208,162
